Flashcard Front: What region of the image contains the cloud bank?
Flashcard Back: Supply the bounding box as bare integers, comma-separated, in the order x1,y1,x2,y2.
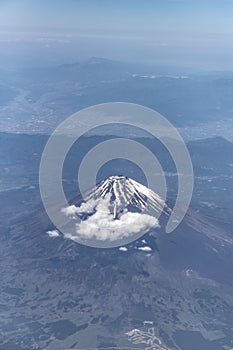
61,195,158,242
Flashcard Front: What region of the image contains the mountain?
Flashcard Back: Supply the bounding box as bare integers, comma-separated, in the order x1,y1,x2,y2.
77,175,168,218
26,57,129,84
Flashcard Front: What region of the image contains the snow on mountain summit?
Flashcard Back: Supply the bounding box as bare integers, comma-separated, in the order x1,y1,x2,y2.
85,175,167,218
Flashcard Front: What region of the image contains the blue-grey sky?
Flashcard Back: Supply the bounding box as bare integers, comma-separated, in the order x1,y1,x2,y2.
1,0,233,70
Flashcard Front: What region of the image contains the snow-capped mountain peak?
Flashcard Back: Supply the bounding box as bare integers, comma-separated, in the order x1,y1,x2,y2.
85,175,167,218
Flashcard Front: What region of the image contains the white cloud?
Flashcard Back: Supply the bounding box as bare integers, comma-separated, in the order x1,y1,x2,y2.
61,204,77,216
62,195,158,243
61,199,96,216
119,247,128,252
46,230,60,238
138,246,152,252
